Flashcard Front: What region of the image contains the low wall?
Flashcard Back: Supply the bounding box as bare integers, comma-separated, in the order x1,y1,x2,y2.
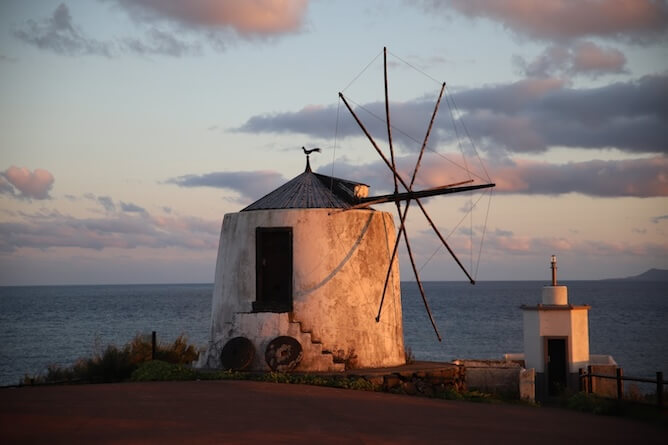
345,362,466,396
453,360,535,401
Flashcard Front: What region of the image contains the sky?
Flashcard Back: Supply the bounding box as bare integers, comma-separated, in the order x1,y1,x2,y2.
0,0,666,285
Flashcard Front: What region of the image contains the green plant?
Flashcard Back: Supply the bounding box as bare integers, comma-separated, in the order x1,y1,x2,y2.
131,360,197,381
23,333,201,385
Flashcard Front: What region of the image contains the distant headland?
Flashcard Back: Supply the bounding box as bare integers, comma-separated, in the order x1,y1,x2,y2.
603,268,668,281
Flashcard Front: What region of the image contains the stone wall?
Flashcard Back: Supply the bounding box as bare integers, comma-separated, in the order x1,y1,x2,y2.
347,362,466,396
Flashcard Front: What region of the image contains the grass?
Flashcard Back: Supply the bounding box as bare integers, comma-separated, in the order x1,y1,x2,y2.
559,391,667,425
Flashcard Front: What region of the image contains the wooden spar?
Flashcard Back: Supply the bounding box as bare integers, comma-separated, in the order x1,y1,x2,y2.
384,47,399,197
417,197,477,283
376,82,458,325
361,182,493,205
343,180,474,210
340,91,486,326
339,93,407,190
400,220,442,341
410,82,446,187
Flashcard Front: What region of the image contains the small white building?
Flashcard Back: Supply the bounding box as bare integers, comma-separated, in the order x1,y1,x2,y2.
198,159,406,372
520,256,590,397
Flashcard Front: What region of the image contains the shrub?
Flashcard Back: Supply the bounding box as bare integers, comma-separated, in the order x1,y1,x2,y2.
24,333,200,385
131,360,197,382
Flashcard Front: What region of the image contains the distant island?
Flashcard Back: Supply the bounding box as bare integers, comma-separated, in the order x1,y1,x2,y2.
603,268,668,281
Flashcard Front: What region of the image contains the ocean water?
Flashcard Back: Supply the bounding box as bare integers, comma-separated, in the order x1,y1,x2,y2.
0,281,665,386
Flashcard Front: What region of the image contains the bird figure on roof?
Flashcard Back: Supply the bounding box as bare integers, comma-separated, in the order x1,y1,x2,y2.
302,146,321,155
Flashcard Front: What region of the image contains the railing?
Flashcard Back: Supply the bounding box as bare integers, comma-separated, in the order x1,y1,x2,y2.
579,365,665,408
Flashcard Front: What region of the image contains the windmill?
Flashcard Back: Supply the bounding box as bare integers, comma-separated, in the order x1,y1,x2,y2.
337,47,495,341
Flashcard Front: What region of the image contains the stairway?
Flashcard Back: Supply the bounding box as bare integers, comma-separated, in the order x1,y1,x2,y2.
229,312,344,372
288,319,345,372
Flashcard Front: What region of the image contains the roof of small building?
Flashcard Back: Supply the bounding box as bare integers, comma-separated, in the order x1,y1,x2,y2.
241,162,369,211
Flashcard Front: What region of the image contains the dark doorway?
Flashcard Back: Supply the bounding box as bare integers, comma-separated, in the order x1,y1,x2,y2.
547,338,568,396
254,227,292,313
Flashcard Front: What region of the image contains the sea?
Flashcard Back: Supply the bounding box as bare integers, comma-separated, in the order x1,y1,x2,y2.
0,281,666,387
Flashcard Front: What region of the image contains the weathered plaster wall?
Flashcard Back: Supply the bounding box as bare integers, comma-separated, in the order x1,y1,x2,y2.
569,309,590,373
202,208,405,371
522,311,543,372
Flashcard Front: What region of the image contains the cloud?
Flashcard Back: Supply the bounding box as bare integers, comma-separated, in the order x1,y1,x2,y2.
481,229,668,257
652,215,668,224
317,155,668,198
121,27,202,57
97,196,116,212
415,0,668,43
237,74,667,155
166,170,286,201
13,3,114,57
514,41,628,78
15,1,308,58
0,166,54,200
120,201,146,213
0,54,18,63
107,0,309,35
0,208,219,253
491,157,668,197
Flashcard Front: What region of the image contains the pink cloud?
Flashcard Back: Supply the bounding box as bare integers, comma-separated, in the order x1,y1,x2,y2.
0,208,219,253
473,229,667,257
111,0,309,35
323,154,667,198
571,41,627,75
1,166,54,200
516,41,628,78
420,0,668,42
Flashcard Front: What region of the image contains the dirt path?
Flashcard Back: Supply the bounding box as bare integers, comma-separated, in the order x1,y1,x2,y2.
1,380,664,444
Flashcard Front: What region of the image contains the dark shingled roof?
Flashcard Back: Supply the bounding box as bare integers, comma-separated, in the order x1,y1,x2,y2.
241,164,368,211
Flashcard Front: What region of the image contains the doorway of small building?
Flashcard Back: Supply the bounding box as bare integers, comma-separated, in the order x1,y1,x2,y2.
254,227,293,312
546,337,568,396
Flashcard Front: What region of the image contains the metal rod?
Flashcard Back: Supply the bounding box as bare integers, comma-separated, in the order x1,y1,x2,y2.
658,371,663,408
151,331,156,360
587,365,593,393
616,367,624,400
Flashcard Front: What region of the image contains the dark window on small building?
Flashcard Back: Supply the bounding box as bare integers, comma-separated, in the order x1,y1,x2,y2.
254,227,293,313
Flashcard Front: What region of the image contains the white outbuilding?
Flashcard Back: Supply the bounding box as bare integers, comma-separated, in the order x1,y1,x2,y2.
198,157,406,372
521,256,590,397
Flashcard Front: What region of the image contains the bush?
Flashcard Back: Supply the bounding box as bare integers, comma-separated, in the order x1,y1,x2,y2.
24,333,200,385
131,360,197,382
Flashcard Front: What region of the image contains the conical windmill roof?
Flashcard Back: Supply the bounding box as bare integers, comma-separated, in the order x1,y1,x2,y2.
241,164,368,211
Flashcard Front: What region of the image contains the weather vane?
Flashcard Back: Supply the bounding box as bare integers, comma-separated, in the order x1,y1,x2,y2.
302,146,321,171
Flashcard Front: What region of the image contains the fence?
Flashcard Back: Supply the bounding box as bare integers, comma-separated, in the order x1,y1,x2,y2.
579,365,664,408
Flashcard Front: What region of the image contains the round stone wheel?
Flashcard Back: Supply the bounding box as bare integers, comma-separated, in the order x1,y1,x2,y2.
220,337,255,371
265,336,303,372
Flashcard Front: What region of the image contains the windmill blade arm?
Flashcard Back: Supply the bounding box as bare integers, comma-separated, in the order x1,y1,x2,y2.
360,182,494,205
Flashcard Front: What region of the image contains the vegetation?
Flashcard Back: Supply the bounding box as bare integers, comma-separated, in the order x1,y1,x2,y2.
560,391,667,424
23,334,199,385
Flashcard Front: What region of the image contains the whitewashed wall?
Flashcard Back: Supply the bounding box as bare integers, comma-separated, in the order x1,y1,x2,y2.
200,208,405,371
